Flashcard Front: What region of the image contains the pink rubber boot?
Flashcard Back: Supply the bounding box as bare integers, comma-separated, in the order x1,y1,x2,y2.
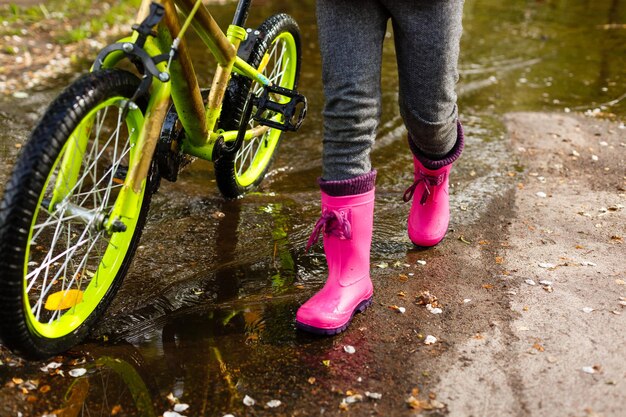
403,160,452,246
296,174,375,335
404,121,464,247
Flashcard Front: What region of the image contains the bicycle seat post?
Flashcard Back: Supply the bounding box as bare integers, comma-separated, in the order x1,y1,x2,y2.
232,0,252,27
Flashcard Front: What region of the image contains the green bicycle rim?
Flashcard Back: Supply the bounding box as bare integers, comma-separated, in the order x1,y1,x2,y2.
234,31,298,187
23,97,145,339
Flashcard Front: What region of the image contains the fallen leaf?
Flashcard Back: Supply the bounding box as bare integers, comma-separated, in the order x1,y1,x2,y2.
416,291,438,306
532,342,545,352
376,262,388,269
482,284,494,290
459,235,472,244
615,279,625,286
322,360,330,367
166,393,178,405
111,404,122,415
389,305,406,314
307,377,316,384
495,256,504,264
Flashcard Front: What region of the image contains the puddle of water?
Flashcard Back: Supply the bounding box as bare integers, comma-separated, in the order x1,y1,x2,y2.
0,0,625,414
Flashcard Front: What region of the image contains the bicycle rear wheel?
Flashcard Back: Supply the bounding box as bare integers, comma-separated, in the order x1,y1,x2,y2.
0,69,153,358
215,13,302,199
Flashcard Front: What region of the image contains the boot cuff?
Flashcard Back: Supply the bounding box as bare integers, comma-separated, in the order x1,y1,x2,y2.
318,170,377,197
409,120,464,170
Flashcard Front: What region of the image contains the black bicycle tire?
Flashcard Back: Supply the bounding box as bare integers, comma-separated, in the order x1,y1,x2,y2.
0,69,153,359
214,13,302,199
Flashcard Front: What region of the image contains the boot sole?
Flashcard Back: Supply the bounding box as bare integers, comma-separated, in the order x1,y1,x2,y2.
410,236,444,247
295,297,373,336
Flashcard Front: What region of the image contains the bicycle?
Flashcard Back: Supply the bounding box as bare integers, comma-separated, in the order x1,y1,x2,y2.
0,0,306,359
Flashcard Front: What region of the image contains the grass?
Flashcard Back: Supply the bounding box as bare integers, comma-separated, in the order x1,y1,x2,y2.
0,0,141,43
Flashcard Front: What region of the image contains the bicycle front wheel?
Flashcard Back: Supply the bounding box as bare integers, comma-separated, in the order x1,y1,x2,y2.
0,69,153,358
215,13,302,199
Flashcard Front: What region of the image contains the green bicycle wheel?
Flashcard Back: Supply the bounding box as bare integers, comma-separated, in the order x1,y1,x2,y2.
215,13,302,199
0,69,153,358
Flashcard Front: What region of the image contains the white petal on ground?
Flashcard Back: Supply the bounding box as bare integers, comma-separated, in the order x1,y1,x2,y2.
173,404,189,412
538,280,553,286
463,298,472,303
525,279,536,286
416,260,427,265
536,191,547,198
343,345,356,354
243,395,256,406
582,307,594,313
40,362,63,372
538,262,556,268
68,368,87,377
343,394,363,404
163,412,184,417
580,261,597,266
581,366,596,374
365,391,383,400
424,335,437,345
426,304,443,314
266,400,282,408
398,306,406,314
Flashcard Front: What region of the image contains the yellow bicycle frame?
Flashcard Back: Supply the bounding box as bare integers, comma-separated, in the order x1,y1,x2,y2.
97,0,274,229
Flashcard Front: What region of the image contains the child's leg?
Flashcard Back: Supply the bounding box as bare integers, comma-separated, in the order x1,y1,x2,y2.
385,0,464,159
316,0,389,181
384,0,465,247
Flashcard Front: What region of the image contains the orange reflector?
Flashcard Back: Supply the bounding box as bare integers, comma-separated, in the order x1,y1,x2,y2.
45,289,84,311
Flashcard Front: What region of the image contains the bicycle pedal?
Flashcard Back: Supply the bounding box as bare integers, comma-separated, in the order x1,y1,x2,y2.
111,165,129,185
253,85,307,132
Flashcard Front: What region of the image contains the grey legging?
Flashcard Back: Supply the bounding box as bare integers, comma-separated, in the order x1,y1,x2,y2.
317,0,464,180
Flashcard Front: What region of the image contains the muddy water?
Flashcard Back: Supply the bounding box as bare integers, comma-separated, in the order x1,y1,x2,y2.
0,0,625,415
